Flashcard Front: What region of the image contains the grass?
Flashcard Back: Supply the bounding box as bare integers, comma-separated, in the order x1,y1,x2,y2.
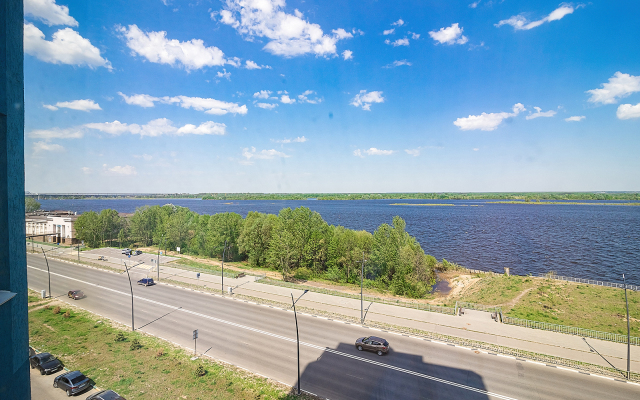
174,258,243,278
28,294,309,400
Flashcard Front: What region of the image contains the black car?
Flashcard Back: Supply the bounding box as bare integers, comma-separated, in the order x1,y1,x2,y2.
355,336,390,356
68,290,85,300
53,370,90,396
29,352,62,375
86,389,126,400
135,250,142,255
137,278,154,286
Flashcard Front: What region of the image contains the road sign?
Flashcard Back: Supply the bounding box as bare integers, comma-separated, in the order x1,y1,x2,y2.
177,247,181,253
193,329,198,340
197,273,200,279
128,255,131,258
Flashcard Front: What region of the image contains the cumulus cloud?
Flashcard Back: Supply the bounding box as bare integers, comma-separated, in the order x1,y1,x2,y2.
217,0,351,57
116,93,248,115
28,127,84,140
281,95,296,104
350,90,384,111
383,60,412,68
405,148,421,157
409,32,420,40
565,115,586,122
33,141,65,154
43,99,101,112
383,28,395,36
354,148,394,157
253,90,272,99
24,23,111,69
385,38,409,47
429,23,468,45
342,50,353,60
332,28,353,39
617,103,640,120
245,60,271,69
242,147,289,163
297,90,321,104
256,102,278,110
176,121,227,135
587,72,640,105
469,1,481,8
217,69,231,80
526,106,557,120
454,103,525,131
85,118,227,137
118,24,227,70
274,136,307,143
24,0,78,27
84,120,136,135
496,4,580,31
106,165,137,176
392,19,404,26
118,92,160,108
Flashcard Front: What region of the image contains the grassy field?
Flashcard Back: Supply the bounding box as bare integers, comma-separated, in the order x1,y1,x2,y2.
28,294,308,400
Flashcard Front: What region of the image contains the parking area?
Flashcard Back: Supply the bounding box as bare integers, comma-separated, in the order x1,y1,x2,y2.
82,247,178,270
30,363,99,399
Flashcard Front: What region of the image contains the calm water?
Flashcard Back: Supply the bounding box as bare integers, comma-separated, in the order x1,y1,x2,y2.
39,198,640,285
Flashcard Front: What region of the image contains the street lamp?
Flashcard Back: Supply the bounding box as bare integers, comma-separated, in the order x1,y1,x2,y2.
221,240,228,294
157,234,164,282
123,261,144,331
291,289,309,395
41,247,58,298
361,252,367,324
623,274,631,380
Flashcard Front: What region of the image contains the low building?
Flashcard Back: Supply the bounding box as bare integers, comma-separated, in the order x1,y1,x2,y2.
25,211,79,244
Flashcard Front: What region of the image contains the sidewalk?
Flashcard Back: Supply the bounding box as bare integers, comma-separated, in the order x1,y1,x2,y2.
41,252,639,374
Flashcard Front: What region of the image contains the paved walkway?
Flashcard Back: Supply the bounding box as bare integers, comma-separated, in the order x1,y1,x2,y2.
42,252,639,374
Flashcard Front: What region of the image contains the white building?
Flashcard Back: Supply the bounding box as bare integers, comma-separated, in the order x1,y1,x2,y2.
25,211,78,244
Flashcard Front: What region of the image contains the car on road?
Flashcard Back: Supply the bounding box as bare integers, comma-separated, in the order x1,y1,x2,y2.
355,336,389,356
53,370,90,396
86,389,126,400
68,290,85,300
121,248,131,255
29,352,62,375
137,278,155,286
135,250,142,255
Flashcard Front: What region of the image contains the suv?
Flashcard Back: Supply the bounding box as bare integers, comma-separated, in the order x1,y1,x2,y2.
68,290,85,300
29,352,62,375
355,336,390,356
137,278,154,286
121,248,131,255
53,370,90,396
86,389,126,400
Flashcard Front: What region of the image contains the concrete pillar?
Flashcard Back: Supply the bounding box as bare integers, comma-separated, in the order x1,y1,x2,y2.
0,0,30,398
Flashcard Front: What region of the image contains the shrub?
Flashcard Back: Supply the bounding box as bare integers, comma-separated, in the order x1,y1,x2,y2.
156,349,164,358
293,267,313,281
63,311,70,319
52,306,61,314
130,338,142,350
194,364,206,377
114,332,127,342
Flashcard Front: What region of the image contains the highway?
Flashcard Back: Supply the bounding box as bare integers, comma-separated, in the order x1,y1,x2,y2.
26,254,639,400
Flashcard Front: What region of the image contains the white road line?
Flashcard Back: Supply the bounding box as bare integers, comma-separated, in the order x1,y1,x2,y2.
27,264,516,399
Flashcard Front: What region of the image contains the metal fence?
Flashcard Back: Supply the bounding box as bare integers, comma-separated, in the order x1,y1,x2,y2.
538,274,639,291
503,316,640,346
255,277,457,315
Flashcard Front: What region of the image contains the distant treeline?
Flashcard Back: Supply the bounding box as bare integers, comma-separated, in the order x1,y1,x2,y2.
74,205,437,298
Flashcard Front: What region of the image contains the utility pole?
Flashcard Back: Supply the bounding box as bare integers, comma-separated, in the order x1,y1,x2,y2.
41,248,53,298
124,261,143,331
291,290,309,395
221,240,227,294
623,274,631,380
193,329,198,356
157,234,164,282
361,252,366,324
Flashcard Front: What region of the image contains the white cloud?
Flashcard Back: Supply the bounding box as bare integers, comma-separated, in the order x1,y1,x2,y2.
33,141,65,154
84,120,136,135
332,28,353,39
85,118,227,137
118,92,160,108
429,23,468,45
107,165,137,176
281,95,296,104
342,50,353,60
383,59,412,68
274,136,307,143
245,60,271,69
44,99,101,112
617,103,640,120
469,1,481,8
164,95,248,115
256,102,278,110
118,24,227,70
176,121,227,135
526,106,557,120
298,90,321,104
454,103,525,131
28,127,84,139
217,69,231,80
242,147,289,162
134,154,153,161
587,72,640,105
473,148,480,151
218,0,349,57
24,0,78,27
253,90,272,99
350,90,384,111
354,148,394,157
391,19,404,27
385,38,409,47
383,28,395,35
409,32,420,40
81,167,91,174
565,115,586,122
495,4,578,31
24,23,111,69
405,148,421,157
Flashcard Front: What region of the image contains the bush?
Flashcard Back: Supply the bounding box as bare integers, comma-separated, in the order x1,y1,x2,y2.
156,349,164,358
63,311,70,319
194,364,206,377
114,332,127,342
293,267,313,281
52,306,61,315
130,338,143,350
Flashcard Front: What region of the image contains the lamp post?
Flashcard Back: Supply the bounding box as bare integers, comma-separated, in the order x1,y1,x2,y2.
221,240,228,294
623,274,631,380
41,247,58,298
157,234,164,282
291,290,309,395
124,261,144,331
361,252,366,324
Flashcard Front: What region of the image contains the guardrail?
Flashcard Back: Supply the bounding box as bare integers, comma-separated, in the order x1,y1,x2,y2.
502,316,640,346
255,277,457,315
538,274,639,291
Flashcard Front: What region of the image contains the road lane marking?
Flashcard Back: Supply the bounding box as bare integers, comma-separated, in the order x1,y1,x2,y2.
27,264,517,399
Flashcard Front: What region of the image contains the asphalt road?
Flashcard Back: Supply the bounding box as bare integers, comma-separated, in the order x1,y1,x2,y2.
26,254,639,400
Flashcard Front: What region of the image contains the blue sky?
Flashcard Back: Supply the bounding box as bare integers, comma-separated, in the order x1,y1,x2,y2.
24,0,640,193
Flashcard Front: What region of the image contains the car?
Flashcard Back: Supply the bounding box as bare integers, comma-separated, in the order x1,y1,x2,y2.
86,389,126,400
121,248,131,255
29,352,62,375
135,250,142,255
68,290,85,300
137,278,154,286
53,370,90,396
355,336,390,356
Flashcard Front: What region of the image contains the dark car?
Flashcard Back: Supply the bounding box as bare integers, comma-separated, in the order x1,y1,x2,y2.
135,250,142,255
53,370,90,396
137,278,154,286
29,352,62,375
355,336,389,356
68,290,85,300
86,389,126,400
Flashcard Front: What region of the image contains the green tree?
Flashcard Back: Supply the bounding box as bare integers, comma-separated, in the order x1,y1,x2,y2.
25,197,41,213
74,211,101,248
206,212,244,260
238,212,277,267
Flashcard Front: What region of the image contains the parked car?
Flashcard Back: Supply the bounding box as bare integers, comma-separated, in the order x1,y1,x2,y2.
137,278,154,286
135,250,142,255
29,352,62,375
68,290,85,300
121,248,131,255
86,389,126,400
53,370,90,396
355,336,390,356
